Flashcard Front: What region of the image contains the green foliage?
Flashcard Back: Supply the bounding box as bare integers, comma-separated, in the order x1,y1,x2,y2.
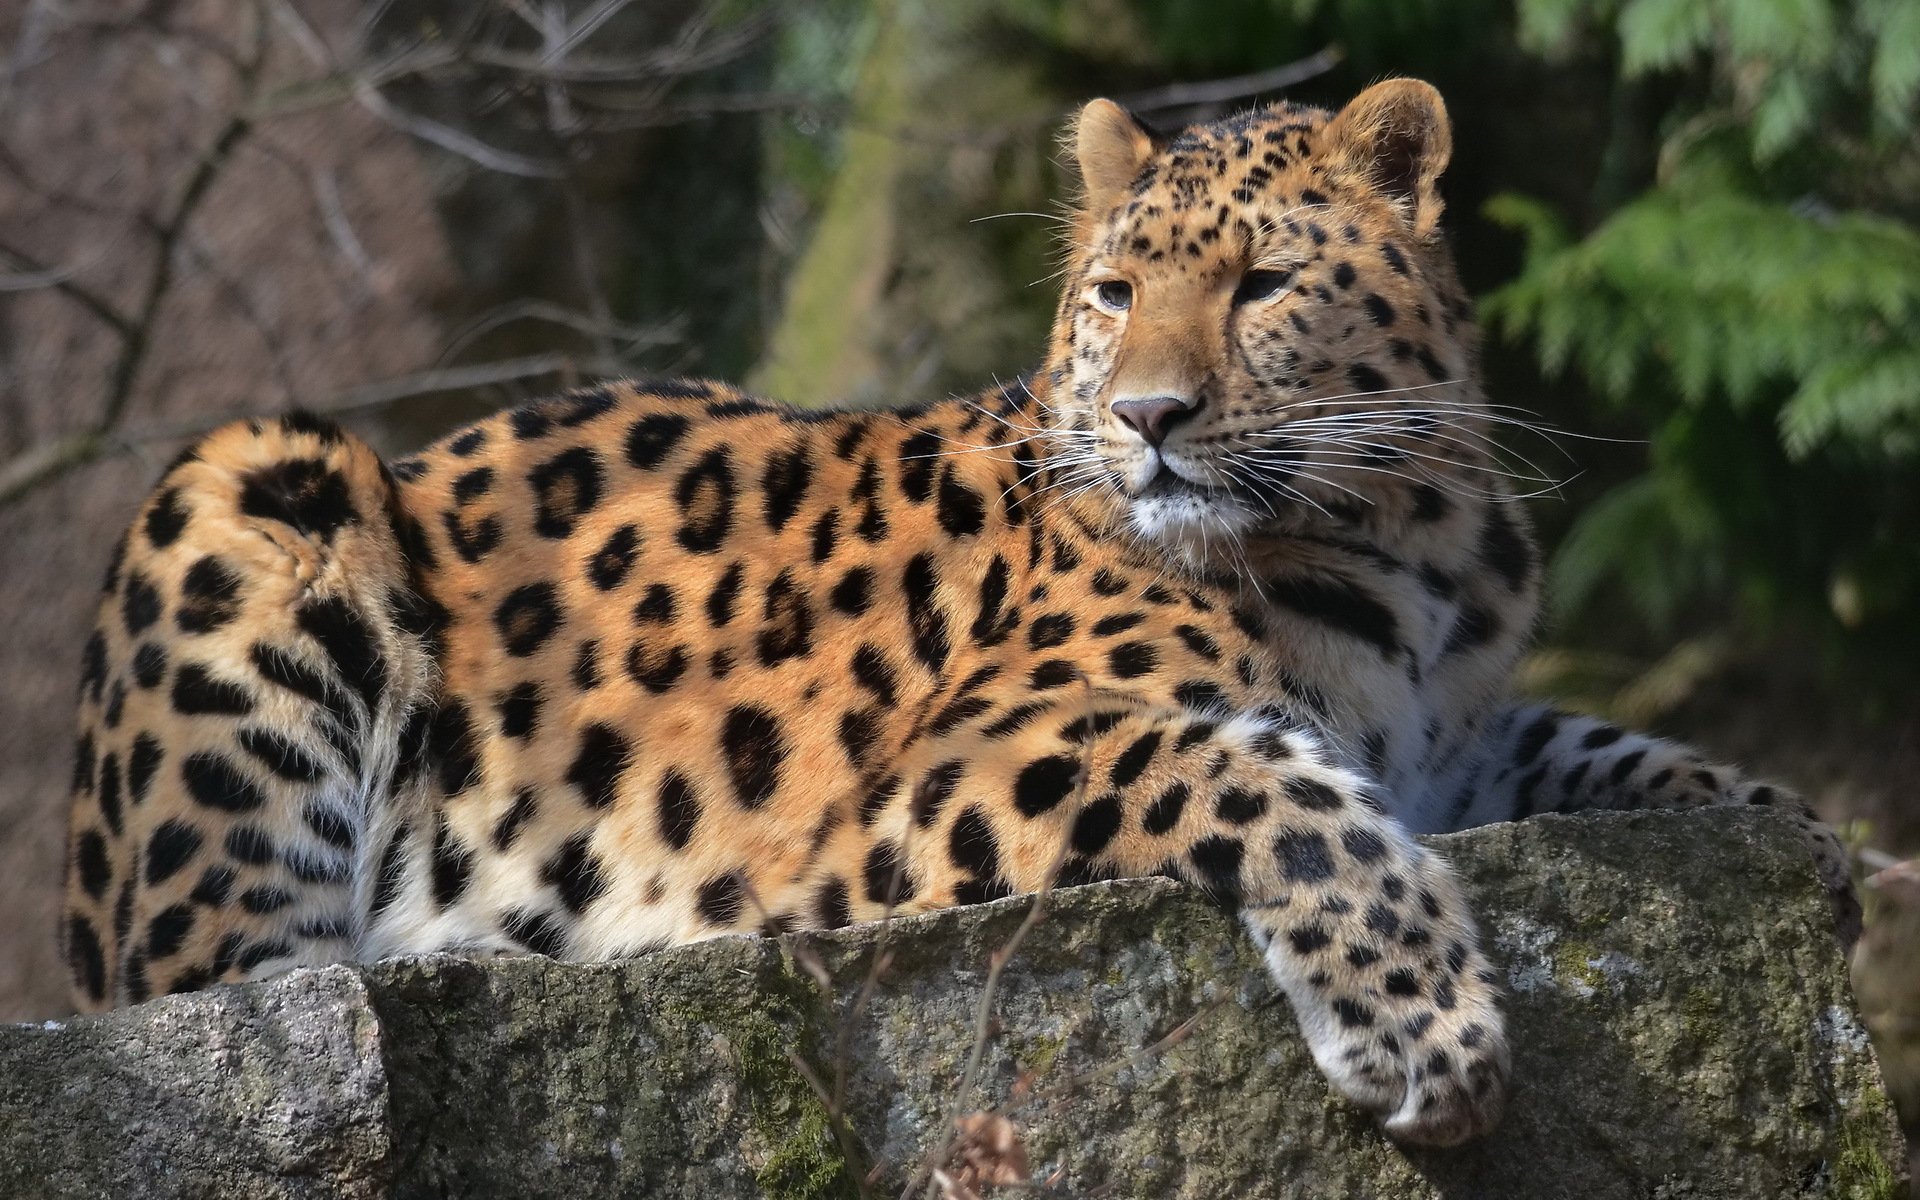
1513,0,1920,154
1488,192,1920,457
1483,0,1920,673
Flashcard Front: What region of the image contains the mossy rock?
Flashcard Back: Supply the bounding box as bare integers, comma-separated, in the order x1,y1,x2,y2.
0,808,1908,1197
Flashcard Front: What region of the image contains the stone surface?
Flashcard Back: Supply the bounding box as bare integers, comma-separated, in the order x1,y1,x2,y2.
0,967,390,1198
0,808,1908,1198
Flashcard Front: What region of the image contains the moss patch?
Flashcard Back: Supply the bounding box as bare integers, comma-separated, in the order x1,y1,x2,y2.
664,963,862,1200
1551,938,1607,993
1007,1030,1067,1076
1831,1092,1902,1200
1681,987,1722,1047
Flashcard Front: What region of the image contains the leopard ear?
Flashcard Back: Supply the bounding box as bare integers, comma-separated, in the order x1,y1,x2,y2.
1073,99,1156,217
1325,79,1452,238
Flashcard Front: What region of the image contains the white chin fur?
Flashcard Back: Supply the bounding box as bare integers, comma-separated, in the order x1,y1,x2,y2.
1126,492,1257,554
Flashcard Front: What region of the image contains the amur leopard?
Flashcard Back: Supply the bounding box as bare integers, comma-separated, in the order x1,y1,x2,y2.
60,79,1847,1147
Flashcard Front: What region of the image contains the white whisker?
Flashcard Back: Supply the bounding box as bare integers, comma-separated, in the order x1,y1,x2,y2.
1248,438,1563,488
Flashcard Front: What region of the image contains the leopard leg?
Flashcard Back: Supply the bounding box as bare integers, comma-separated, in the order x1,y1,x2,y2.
1438,702,1856,938
834,688,1508,1147
62,414,437,1010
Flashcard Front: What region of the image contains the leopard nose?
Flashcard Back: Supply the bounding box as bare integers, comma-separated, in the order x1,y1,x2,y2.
1111,395,1200,447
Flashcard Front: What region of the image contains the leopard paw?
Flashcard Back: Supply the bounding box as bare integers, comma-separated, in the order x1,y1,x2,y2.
1258,912,1511,1146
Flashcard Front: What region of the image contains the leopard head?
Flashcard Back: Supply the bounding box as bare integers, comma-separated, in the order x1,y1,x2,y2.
1041,80,1494,558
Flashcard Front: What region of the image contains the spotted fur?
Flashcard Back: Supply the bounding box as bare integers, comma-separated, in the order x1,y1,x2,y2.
61,80,1847,1148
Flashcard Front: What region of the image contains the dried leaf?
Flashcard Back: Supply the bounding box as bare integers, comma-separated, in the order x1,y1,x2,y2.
935,1112,1031,1199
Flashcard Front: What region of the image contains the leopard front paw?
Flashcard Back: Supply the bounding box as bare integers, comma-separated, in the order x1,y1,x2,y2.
1260,915,1511,1147
1378,998,1509,1147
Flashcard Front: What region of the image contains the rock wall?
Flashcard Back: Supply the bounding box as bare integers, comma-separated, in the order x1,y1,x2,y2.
0,808,1907,1198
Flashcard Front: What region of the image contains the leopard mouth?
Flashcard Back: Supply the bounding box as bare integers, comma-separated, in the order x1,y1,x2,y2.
1137,469,1222,500
1125,456,1334,543
1124,462,1261,541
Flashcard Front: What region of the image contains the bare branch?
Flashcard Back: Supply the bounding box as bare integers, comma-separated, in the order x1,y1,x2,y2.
103,108,254,432
738,867,877,1197
351,82,565,178
0,138,129,220
309,165,378,284
537,1,580,137
0,354,620,513
245,45,461,121
470,9,775,83
0,5,267,512
127,352,616,438
0,258,90,292
567,90,824,130
1114,46,1345,115
262,0,334,69
0,0,60,119
92,7,269,438
179,228,300,405
0,239,135,336
0,430,105,510
1014,994,1234,1112
540,0,646,67
436,300,682,368
1859,846,1900,873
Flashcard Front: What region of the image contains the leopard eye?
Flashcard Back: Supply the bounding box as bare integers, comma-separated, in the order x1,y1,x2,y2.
1233,268,1294,306
1093,280,1133,313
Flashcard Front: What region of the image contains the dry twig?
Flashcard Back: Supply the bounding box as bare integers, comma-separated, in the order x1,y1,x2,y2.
1114,46,1344,115
901,676,1097,1200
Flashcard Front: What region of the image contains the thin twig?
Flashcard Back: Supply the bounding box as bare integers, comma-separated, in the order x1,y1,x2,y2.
541,0,645,66
245,44,461,120
1011,994,1236,1114
0,431,107,509
0,353,618,510
1114,47,1345,115
0,140,129,221
233,132,382,288
436,300,680,368
262,0,334,68
0,0,59,120
1860,846,1900,873
24,17,271,514
352,82,565,178
125,352,618,437
566,90,825,128
0,244,110,292
535,0,621,363
784,1048,877,1200
309,165,378,284
738,873,878,1199
178,228,301,405
0,239,135,336
903,678,1096,1200
105,102,258,432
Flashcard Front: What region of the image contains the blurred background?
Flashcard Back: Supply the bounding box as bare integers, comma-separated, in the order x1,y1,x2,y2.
0,0,1915,1146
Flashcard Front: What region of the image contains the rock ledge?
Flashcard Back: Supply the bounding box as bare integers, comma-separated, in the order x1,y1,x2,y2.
0,808,1908,1198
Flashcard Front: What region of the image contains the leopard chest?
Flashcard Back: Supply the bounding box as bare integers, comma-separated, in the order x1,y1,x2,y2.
1173,537,1531,813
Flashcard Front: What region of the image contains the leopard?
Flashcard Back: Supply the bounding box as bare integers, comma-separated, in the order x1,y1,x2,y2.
59,78,1850,1148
